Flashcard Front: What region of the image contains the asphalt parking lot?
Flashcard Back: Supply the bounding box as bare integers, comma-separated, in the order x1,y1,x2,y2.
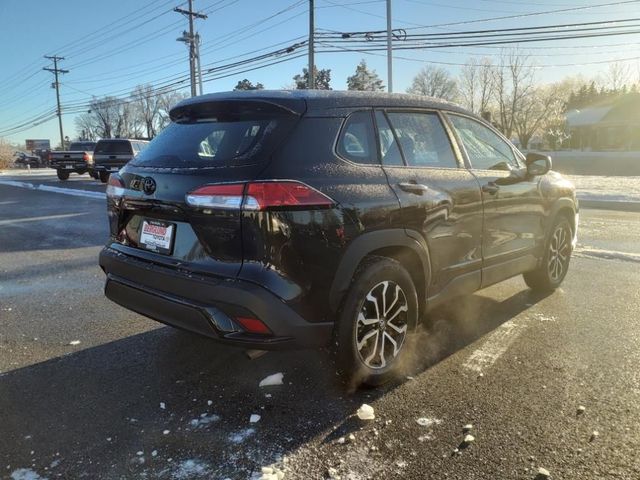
1,172,639,479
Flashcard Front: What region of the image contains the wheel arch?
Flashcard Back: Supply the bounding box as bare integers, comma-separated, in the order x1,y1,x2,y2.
548,198,577,235
328,229,431,315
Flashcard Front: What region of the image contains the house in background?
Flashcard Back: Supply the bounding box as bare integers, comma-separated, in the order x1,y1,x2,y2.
566,94,640,151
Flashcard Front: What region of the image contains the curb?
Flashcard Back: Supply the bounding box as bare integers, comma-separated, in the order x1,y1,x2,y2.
579,199,640,212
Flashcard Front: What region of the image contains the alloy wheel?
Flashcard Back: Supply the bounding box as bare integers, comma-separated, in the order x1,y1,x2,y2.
355,280,409,370
548,224,570,282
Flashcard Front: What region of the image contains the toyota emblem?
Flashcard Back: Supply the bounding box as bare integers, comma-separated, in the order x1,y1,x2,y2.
142,177,156,195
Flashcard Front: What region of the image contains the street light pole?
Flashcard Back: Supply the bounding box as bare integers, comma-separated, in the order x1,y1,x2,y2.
386,0,393,93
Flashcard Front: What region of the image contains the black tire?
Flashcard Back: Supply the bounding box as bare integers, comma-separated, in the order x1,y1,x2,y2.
56,170,69,181
523,216,573,292
91,171,99,180
334,256,418,387
99,171,110,183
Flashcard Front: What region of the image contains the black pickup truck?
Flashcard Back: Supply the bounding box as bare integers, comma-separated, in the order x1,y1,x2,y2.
93,139,148,183
49,141,97,180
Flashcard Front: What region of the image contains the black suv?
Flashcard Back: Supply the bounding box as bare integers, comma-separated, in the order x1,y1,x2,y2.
92,138,149,183
99,91,578,385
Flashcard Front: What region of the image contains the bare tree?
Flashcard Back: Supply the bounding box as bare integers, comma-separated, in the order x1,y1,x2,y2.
492,50,536,139
459,58,494,114
407,66,458,101
606,62,631,91
131,84,162,139
157,91,189,130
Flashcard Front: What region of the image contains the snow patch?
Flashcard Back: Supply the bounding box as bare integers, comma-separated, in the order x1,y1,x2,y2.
170,459,211,479
574,246,640,264
229,428,255,444
10,469,47,480
416,417,442,428
188,413,220,428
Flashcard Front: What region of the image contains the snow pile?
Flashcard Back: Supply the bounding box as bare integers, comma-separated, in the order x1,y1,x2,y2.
259,373,284,387
356,404,375,420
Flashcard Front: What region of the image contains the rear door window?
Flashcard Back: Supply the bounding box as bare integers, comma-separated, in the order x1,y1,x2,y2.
385,112,458,168
336,111,378,165
95,140,133,155
69,142,95,151
375,111,403,166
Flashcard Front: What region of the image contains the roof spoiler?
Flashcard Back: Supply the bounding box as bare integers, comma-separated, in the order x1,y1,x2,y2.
170,98,306,123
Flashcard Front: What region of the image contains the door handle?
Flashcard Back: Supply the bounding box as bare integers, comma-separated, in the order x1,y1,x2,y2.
482,182,500,195
398,182,429,194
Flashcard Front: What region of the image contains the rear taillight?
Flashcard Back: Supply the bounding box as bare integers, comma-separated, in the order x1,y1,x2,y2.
106,174,125,198
185,181,333,211
186,183,245,209
83,152,90,162
48,153,52,161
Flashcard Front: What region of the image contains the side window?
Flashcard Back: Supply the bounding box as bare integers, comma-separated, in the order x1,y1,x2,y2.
386,112,458,168
448,115,517,170
337,111,378,164
375,111,403,166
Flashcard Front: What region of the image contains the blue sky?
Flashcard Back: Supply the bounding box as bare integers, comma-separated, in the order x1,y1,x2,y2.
1,0,640,146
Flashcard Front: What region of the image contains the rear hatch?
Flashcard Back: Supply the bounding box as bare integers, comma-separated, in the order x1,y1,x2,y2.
107,97,305,279
94,140,134,168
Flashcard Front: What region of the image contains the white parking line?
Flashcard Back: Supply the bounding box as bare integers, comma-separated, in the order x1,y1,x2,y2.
0,212,88,226
0,179,105,200
462,321,522,374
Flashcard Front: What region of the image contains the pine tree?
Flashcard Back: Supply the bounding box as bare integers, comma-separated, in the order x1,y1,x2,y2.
346,60,385,91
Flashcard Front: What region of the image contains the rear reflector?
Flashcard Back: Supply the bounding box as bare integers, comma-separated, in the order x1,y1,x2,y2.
106,174,125,198
186,181,333,211
235,316,271,334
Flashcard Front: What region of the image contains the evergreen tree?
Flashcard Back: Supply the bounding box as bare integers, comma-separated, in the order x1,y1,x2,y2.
346,60,385,91
233,79,264,91
293,66,332,90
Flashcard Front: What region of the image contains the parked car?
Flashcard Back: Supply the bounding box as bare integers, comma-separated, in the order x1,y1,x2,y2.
13,151,43,168
99,91,578,386
49,141,97,180
92,138,148,183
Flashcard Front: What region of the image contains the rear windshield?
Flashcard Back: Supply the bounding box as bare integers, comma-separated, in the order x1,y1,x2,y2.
95,140,133,155
130,117,295,168
69,142,95,151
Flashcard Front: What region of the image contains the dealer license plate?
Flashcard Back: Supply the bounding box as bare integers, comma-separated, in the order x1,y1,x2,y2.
139,220,175,255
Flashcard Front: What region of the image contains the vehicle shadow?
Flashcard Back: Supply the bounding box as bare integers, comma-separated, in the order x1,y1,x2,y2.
0,286,550,479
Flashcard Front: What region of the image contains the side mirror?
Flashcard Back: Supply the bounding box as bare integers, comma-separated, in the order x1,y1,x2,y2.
525,152,552,176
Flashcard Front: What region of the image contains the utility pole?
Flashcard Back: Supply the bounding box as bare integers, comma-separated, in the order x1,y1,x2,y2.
386,0,393,93
43,55,69,149
175,0,207,97
308,0,315,89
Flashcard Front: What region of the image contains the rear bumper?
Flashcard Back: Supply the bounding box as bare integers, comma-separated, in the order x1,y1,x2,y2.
99,246,333,350
52,162,87,170
93,164,124,173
